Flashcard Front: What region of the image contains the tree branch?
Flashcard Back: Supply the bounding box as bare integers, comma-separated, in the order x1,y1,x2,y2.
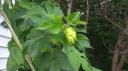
111,47,119,71
86,0,89,23
67,0,73,15
116,49,128,71
104,16,128,36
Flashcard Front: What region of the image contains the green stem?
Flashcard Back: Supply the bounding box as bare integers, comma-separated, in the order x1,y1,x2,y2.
0,9,36,71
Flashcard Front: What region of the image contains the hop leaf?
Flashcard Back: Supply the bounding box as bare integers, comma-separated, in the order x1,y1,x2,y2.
64,27,77,45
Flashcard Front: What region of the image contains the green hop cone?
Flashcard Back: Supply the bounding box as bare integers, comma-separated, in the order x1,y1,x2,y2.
64,27,77,45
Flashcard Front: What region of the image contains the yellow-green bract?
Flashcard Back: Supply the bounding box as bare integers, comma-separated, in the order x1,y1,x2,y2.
64,27,77,45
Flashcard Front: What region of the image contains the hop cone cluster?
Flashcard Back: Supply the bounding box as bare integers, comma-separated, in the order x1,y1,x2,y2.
64,27,77,45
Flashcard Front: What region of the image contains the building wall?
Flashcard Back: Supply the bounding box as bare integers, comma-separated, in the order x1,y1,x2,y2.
0,25,11,71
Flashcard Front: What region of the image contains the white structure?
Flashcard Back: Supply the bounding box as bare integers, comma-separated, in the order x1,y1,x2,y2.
0,16,11,71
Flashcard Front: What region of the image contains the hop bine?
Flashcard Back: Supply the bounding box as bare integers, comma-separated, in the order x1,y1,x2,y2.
64,27,77,45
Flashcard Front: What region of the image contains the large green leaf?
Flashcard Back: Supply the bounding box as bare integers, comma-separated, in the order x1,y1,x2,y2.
7,41,25,71
66,12,87,26
35,50,74,71
36,15,63,34
23,30,51,58
63,46,92,71
66,12,80,23
77,34,91,49
45,15,63,34
45,5,63,17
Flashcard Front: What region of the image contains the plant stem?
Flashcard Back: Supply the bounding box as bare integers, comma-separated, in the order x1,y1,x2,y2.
0,9,36,71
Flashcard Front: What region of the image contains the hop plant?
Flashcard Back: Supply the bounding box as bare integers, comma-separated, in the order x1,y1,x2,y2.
64,27,77,45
